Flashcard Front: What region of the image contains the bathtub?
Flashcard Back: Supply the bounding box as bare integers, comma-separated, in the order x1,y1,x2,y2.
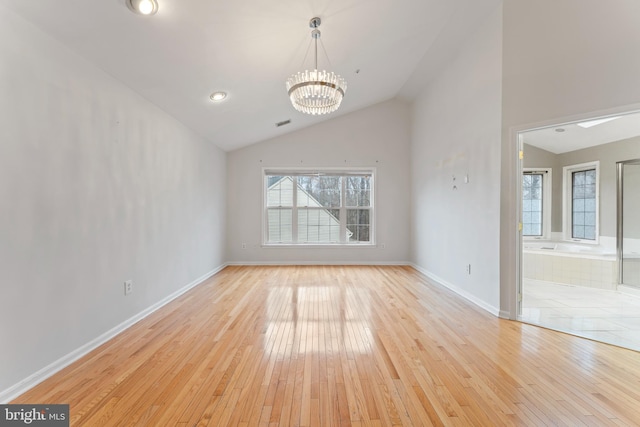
523,240,618,290
523,241,616,261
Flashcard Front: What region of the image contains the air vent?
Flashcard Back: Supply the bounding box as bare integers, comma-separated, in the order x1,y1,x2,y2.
276,119,291,127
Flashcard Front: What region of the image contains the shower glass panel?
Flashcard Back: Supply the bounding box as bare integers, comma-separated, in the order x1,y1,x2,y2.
619,160,640,288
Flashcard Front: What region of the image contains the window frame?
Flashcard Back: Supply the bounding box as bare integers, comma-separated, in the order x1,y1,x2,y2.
262,167,376,247
522,168,552,240
562,161,600,244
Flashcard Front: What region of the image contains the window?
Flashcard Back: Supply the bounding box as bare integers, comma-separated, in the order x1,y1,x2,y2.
522,172,543,236
522,168,551,239
264,169,374,245
563,161,599,242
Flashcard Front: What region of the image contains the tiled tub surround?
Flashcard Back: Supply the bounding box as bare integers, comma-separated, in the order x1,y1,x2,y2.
523,241,617,290
622,256,640,288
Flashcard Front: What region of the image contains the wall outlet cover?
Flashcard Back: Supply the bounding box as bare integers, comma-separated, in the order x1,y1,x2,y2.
124,280,133,295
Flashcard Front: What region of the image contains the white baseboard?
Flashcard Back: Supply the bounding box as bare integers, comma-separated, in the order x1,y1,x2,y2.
0,264,227,404
499,310,512,319
410,264,500,317
225,261,412,266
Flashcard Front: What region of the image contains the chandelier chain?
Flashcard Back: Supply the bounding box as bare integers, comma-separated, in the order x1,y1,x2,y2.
319,38,334,70
299,38,313,70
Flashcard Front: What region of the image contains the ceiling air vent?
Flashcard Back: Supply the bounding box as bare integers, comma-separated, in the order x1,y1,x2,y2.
276,119,291,127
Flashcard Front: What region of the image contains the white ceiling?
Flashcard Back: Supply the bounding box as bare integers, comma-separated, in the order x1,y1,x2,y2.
522,111,640,154
1,0,501,151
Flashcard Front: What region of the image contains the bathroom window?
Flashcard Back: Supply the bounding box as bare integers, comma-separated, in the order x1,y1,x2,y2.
523,169,552,239
563,161,599,242
264,169,374,246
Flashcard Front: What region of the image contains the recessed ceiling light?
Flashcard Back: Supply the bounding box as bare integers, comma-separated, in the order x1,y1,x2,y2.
127,0,158,16
555,128,566,133
576,116,621,129
210,92,227,102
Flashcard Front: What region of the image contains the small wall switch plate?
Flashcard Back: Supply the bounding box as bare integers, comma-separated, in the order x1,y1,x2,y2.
241,243,247,249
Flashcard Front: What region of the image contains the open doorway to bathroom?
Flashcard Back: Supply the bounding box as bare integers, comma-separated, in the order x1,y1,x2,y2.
518,111,640,352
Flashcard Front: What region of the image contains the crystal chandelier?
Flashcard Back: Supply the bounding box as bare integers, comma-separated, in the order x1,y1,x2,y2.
286,17,347,115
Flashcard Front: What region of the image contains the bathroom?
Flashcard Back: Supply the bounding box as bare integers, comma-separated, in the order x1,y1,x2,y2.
519,112,640,351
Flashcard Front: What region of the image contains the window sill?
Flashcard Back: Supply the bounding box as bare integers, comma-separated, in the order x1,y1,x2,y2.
562,237,600,245
262,243,376,249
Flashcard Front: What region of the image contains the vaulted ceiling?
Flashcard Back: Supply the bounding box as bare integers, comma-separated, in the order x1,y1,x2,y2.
1,0,501,151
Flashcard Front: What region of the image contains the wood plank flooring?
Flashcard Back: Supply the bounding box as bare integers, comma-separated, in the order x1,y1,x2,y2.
13,265,640,426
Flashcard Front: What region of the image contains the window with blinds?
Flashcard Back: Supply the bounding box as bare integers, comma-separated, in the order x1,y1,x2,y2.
264,170,374,245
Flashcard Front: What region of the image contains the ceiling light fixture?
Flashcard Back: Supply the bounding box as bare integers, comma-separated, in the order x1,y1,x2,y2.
127,0,158,15
286,17,347,115
209,92,227,102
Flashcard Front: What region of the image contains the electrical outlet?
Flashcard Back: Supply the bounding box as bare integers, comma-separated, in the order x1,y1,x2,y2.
124,280,133,295
381,243,386,249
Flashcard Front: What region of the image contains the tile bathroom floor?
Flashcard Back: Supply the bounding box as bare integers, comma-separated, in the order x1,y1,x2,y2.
521,280,640,352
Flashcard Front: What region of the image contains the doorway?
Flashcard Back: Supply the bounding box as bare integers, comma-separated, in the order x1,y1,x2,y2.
517,111,640,351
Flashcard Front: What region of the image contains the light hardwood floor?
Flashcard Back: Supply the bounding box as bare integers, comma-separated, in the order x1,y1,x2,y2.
13,266,640,426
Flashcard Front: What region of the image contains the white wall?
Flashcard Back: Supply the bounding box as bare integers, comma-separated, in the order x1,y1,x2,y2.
410,6,503,314
500,0,640,315
0,7,226,397
226,99,411,264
